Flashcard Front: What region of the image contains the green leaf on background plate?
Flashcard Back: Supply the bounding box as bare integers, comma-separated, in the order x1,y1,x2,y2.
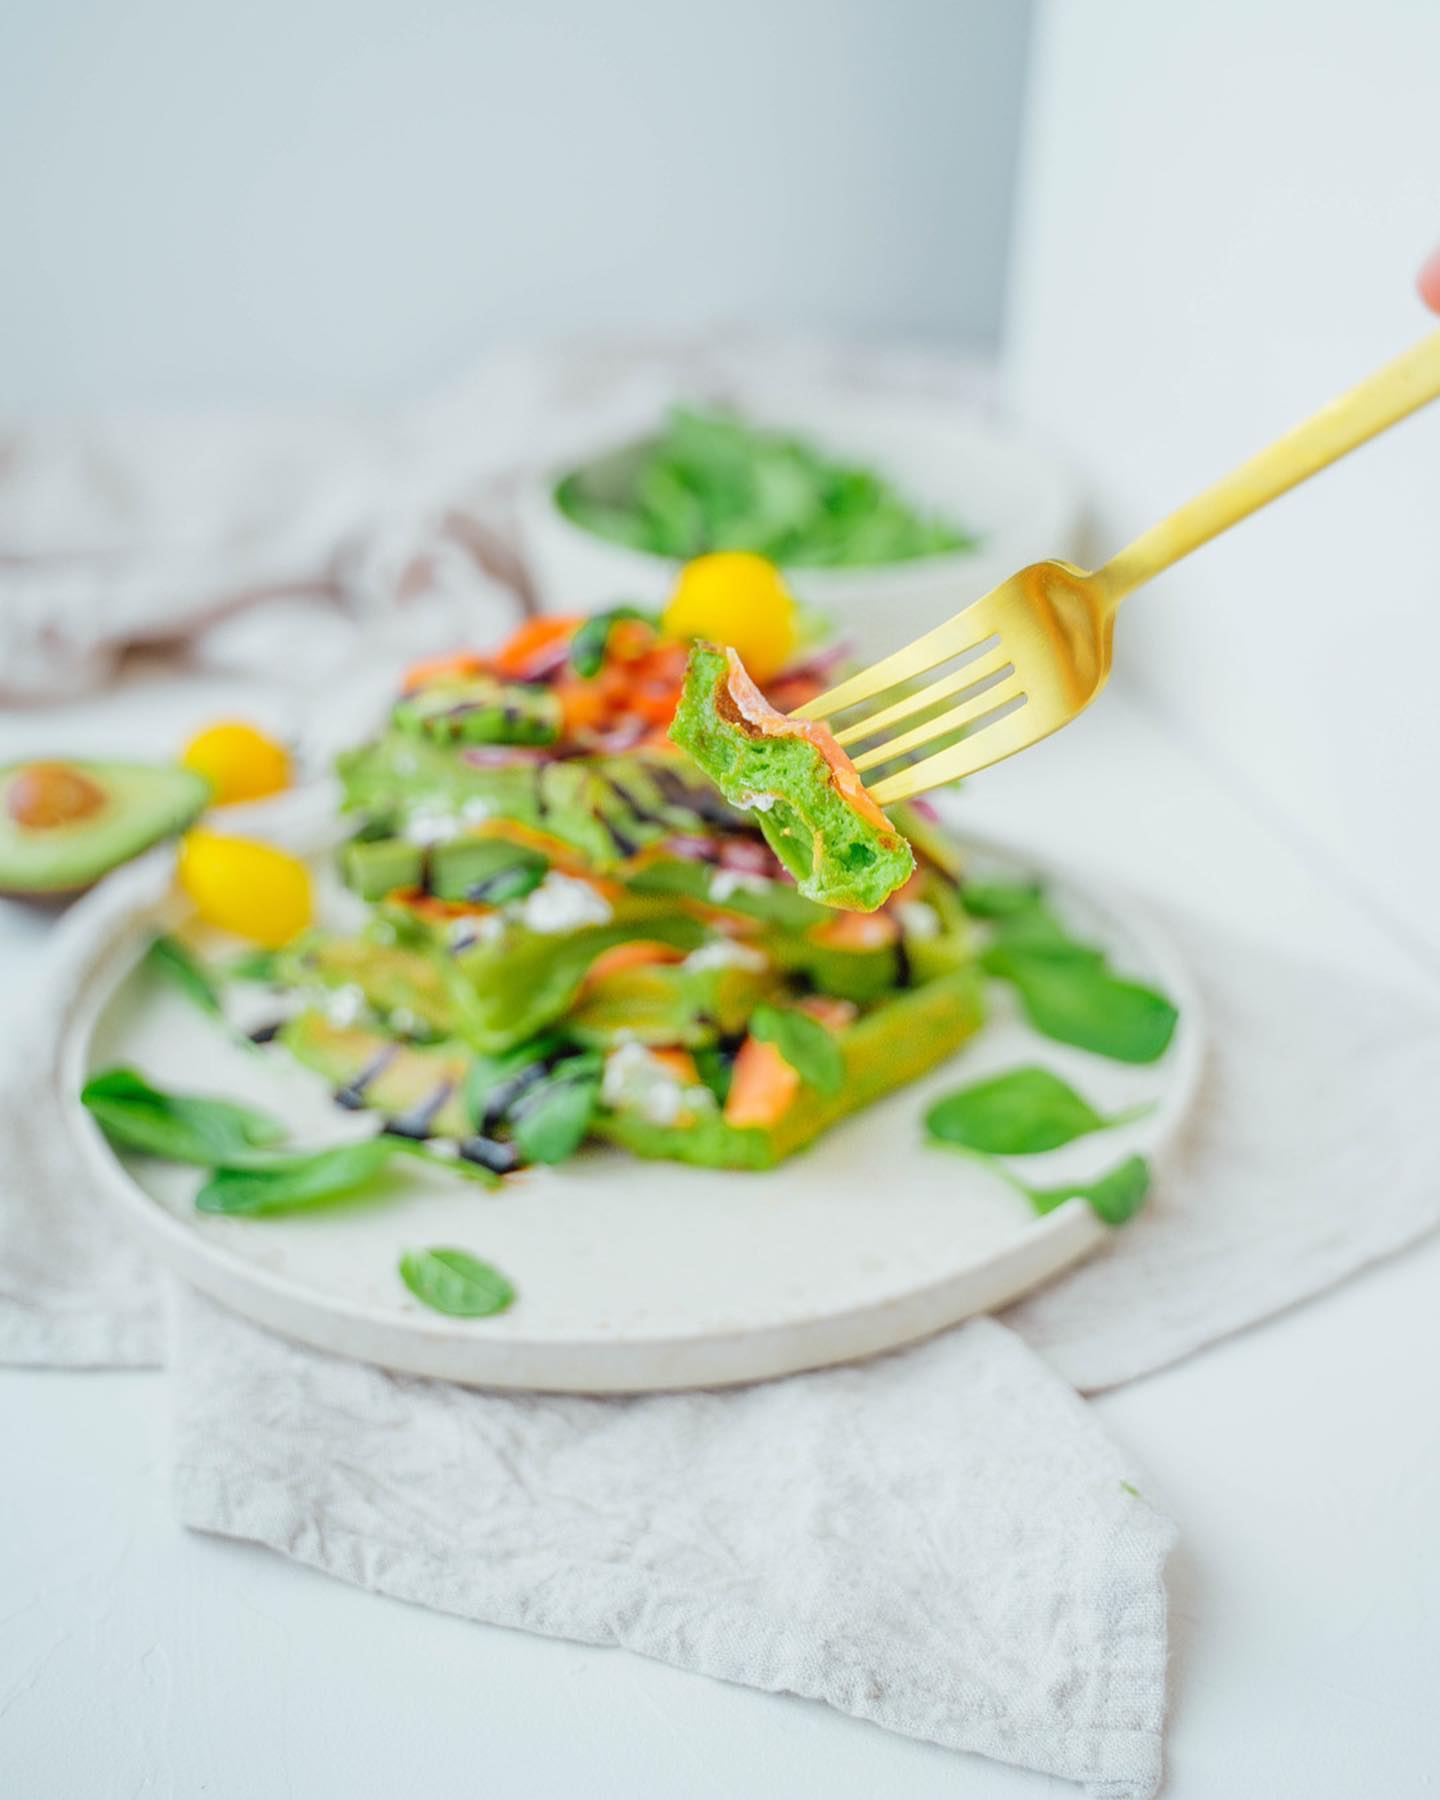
81,1067,286,1166
143,934,222,1017
925,1066,1149,1155
553,407,975,569
748,1003,846,1096
399,1247,516,1318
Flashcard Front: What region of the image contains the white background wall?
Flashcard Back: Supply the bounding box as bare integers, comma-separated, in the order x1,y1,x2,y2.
1006,0,1440,960
0,0,1031,415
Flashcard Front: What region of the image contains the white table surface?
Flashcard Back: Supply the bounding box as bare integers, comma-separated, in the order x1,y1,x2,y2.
3,662,1438,1800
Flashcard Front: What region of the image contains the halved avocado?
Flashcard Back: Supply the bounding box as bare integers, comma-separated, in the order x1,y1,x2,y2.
0,760,210,896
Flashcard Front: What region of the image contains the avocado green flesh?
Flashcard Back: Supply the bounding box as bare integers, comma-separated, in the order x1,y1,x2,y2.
342,835,547,903
595,966,985,1168
280,937,459,1039
668,644,914,912
567,960,776,1049
280,1013,473,1137
392,677,561,747
627,854,826,931
0,761,210,894
285,913,714,1058
337,735,750,877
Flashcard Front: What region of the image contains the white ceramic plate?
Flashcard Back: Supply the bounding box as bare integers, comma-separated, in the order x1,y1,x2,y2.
63,830,1200,1393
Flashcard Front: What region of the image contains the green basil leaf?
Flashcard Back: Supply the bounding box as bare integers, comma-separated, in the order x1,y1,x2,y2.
194,1137,399,1214
464,1036,564,1130
554,409,973,568
959,880,1046,919
985,908,1106,963
509,1053,604,1164
399,1247,516,1318
82,1067,287,1166
569,606,657,679
143,934,222,1017
194,1130,500,1215
925,1066,1122,1155
693,1045,734,1106
448,916,707,1052
984,950,1178,1064
1026,1154,1152,1225
748,1003,846,1096
384,1136,501,1188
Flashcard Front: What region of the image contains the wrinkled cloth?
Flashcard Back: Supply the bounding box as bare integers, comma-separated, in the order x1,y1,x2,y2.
0,333,992,696
171,1293,1175,1800
6,863,1440,1796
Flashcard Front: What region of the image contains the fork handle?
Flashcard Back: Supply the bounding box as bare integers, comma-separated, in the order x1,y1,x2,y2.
1097,327,1440,604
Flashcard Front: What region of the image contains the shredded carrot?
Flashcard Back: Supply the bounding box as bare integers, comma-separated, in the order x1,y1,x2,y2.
490,615,582,679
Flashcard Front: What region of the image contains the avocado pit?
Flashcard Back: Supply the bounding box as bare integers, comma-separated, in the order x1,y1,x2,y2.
7,762,107,831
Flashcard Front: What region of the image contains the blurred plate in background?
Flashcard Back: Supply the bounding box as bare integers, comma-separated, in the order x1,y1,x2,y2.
518,394,1081,663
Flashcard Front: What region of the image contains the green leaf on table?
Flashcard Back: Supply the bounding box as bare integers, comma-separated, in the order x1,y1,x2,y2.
508,1053,604,1165
749,1002,846,1096
399,1247,516,1318
925,1066,1146,1155
569,606,658,679
1024,1154,1152,1226
983,948,1179,1065
143,934,222,1017
81,1067,287,1166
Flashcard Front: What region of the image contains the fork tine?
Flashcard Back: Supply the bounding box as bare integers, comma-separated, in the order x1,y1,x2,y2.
831,642,1012,749
788,591,1002,722
848,675,1027,774
866,701,1049,804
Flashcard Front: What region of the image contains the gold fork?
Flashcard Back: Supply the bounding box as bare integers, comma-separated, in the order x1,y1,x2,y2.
791,329,1440,804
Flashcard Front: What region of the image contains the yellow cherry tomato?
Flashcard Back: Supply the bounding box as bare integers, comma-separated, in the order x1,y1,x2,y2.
180,721,291,805
661,552,798,682
178,830,313,947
